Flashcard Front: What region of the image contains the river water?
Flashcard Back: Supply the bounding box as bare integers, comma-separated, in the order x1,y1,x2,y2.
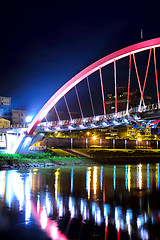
0,164,160,240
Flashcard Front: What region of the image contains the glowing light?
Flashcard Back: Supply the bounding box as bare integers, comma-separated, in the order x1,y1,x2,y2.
138,138,142,141
95,207,101,225
100,166,103,191
25,116,33,123
92,202,96,217
69,196,74,213
71,206,75,218
125,165,128,190
115,207,122,230
79,124,85,129
87,131,90,136
113,166,116,190
0,171,6,198
6,171,24,210
59,200,63,218
51,226,58,239
156,163,159,189
55,169,60,201
140,228,149,240
71,168,74,193
46,192,51,215
86,167,91,199
104,204,110,218
93,166,97,195
92,136,97,140
147,164,150,190
137,215,144,229
126,209,132,225
25,171,32,224
128,165,131,191
41,207,48,229
138,164,142,190
37,194,40,214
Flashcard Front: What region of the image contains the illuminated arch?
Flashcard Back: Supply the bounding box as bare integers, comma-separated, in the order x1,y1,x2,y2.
27,37,160,135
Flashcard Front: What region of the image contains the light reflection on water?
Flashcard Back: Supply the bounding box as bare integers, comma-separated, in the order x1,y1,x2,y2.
0,164,160,239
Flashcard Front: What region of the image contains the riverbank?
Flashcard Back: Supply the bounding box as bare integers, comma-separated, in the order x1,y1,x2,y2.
0,148,160,170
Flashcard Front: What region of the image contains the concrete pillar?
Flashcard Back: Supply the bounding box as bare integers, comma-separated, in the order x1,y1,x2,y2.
113,139,115,149
86,138,88,148
146,140,148,148
100,139,102,147
125,139,127,149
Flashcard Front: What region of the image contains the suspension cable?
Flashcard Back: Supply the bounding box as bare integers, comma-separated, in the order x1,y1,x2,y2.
99,68,106,116
139,48,152,109
54,105,60,122
86,77,95,117
75,86,84,119
133,53,145,108
126,54,131,114
114,60,117,114
153,47,160,104
64,95,72,121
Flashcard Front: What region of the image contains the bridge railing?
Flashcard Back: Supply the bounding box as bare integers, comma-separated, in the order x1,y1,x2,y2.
8,102,160,131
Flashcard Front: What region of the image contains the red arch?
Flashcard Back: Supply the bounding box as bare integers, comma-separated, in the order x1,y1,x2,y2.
27,37,160,135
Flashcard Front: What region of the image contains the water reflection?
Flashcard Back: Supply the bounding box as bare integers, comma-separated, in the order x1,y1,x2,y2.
0,164,160,239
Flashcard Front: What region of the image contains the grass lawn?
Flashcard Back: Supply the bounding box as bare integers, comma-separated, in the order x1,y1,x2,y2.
76,148,160,158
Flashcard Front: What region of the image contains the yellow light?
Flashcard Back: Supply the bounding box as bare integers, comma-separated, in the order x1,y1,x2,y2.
138,164,142,190
138,138,141,142
127,165,131,192
87,131,90,136
55,168,60,201
93,136,96,140
93,166,97,195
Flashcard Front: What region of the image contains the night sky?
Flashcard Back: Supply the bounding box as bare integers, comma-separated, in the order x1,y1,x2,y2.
0,0,160,118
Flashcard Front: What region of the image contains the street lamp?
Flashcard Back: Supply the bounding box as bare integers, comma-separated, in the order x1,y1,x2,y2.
92,136,97,140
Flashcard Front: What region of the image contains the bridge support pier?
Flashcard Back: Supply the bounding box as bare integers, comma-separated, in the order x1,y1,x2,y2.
6,132,44,154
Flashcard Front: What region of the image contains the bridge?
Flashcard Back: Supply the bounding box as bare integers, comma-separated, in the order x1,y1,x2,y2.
2,37,160,153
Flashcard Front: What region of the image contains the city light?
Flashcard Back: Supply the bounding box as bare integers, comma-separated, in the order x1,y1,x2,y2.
92,136,97,140
25,115,33,123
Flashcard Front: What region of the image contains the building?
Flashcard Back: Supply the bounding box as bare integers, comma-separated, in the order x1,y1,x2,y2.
106,86,152,114
12,109,27,124
0,96,11,120
0,118,10,128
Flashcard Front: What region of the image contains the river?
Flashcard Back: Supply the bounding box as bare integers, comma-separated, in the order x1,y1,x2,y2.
0,164,160,239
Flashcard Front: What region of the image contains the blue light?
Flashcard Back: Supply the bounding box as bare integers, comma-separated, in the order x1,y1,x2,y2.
104,204,110,217
102,122,108,126
147,164,149,190
71,168,74,193
125,165,128,190
113,166,116,190
137,165,139,188
100,166,103,191
79,124,85,129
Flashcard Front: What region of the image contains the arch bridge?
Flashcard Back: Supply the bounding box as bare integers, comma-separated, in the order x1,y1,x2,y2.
5,38,160,153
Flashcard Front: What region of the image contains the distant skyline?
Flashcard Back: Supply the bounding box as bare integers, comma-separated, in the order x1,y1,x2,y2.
0,0,160,118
